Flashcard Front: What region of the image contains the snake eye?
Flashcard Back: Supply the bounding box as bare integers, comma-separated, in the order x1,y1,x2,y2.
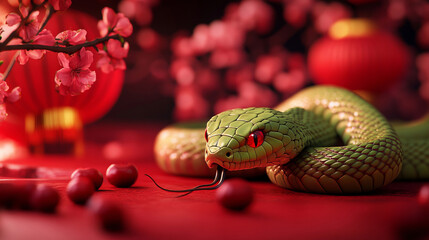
247,130,264,148
204,129,208,142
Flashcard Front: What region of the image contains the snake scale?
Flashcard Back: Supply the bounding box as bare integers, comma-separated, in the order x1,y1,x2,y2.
154,86,429,194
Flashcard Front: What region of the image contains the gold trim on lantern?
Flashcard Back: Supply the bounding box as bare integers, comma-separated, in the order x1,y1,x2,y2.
25,107,82,132
25,107,83,155
329,19,376,39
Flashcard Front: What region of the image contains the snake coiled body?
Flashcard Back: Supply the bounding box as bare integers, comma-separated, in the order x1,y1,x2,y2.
155,86,428,194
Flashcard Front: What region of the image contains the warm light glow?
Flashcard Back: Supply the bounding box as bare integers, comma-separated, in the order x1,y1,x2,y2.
25,107,82,132
0,140,22,161
329,19,376,39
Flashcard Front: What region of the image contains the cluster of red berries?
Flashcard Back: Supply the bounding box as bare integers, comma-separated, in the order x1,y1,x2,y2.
66,164,138,232
0,163,138,233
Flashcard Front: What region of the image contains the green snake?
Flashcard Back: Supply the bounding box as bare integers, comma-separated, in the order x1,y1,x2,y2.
154,86,429,194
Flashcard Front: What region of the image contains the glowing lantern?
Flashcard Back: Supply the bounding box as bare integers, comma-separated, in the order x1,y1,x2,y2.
308,19,410,93
1,10,124,155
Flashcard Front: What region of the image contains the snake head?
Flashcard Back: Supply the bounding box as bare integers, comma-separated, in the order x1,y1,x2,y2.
204,107,305,171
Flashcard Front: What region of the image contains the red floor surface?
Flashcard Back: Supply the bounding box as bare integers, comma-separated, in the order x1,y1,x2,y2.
0,122,427,240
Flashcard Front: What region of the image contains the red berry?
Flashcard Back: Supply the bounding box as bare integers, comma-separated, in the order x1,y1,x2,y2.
71,168,103,190
66,177,95,205
106,164,138,188
418,184,429,210
87,195,125,232
216,178,254,211
30,184,60,213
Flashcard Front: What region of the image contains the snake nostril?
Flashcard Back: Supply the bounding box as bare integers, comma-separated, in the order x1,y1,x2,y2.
225,151,232,158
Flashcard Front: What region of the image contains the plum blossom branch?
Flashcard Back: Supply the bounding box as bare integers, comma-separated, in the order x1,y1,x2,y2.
0,2,132,119
2,34,121,54
1,1,48,47
37,5,55,35
3,52,19,81
0,12,31,50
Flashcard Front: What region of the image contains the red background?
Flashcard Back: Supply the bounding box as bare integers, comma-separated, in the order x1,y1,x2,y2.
0,1,427,240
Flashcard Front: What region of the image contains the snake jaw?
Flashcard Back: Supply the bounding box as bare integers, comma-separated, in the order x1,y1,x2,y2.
205,147,232,169
206,156,223,169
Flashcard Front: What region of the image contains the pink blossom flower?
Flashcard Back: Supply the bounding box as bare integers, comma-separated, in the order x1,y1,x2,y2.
6,7,40,42
48,0,72,11
106,39,129,59
17,49,30,65
0,77,20,121
5,13,21,27
0,80,9,103
0,75,22,104
56,29,87,45
55,48,96,96
6,87,21,103
97,39,129,73
98,7,133,37
17,29,56,65
33,29,56,45
0,105,7,121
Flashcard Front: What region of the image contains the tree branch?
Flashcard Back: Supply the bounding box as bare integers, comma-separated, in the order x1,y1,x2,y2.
1,34,120,54
0,1,52,51
0,5,35,50
3,52,19,81
37,5,55,35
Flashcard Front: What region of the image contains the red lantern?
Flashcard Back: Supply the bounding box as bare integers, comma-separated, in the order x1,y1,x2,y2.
308,19,410,93
1,10,124,154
